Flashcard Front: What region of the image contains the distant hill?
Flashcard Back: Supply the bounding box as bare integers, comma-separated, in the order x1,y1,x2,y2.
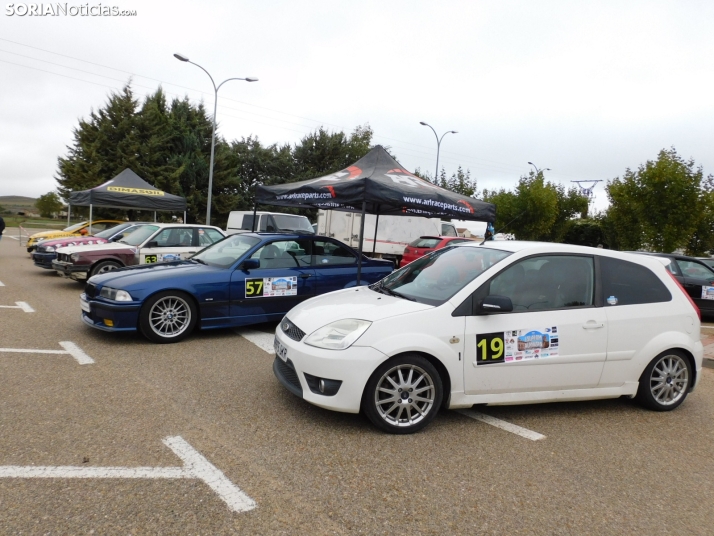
0,196,37,207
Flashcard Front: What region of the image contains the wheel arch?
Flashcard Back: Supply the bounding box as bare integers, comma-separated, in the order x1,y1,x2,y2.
360,350,452,411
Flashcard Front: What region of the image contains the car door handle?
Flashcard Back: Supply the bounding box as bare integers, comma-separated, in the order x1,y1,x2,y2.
582,321,604,330
300,273,311,279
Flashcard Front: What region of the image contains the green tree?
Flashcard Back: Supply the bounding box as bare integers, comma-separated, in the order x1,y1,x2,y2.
562,218,606,248
605,148,709,253
35,192,63,218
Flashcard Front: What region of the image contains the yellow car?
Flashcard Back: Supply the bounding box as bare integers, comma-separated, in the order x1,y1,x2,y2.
26,220,125,252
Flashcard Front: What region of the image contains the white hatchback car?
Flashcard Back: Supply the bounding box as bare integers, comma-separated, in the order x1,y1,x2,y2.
273,242,703,434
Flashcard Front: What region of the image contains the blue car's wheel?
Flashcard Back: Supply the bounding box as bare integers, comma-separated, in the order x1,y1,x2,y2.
139,291,197,344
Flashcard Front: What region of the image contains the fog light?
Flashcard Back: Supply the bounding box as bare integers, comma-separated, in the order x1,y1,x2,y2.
103,319,114,327
304,373,342,396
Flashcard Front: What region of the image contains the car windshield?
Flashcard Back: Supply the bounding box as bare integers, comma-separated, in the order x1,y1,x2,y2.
94,223,129,239
192,234,261,268
63,221,88,232
273,215,314,232
375,245,512,305
119,225,160,246
409,237,441,248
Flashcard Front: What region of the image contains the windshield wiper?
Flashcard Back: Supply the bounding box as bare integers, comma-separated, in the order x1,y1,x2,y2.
191,258,207,265
378,283,416,301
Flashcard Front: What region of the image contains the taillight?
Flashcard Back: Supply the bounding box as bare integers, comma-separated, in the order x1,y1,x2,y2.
667,271,700,321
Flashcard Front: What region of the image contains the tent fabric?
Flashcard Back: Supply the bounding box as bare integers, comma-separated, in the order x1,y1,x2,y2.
256,145,495,222
69,168,187,211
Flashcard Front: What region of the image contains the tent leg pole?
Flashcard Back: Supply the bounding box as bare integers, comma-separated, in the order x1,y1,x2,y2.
154,211,157,223
251,202,258,232
89,204,92,234
67,205,71,226
356,201,366,286
372,210,379,256
184,211,186,224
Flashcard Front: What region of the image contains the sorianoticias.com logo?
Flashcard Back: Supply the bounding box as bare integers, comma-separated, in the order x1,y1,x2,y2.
5,3,137,16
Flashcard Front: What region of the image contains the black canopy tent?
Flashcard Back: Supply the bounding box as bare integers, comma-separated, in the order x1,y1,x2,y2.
256,145,496,283
68,169,188,233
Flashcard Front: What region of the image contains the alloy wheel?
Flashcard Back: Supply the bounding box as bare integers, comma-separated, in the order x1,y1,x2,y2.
649,353,689,406
374,364,436,428
148,295,191,339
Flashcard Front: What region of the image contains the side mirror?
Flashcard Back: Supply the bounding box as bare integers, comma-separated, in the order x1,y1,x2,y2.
478,295,513,314
241,258,260,271
146,241,158,248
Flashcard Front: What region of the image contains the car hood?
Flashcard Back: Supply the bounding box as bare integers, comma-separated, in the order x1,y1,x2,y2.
89,261,216,288
40,236,107,248
58,242,135,255
31,230,74,241
286,287,432,335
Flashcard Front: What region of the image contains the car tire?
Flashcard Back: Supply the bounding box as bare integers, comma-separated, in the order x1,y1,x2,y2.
139,291,197,344
635,349,692,411
362,354,443,434
90,260,122,277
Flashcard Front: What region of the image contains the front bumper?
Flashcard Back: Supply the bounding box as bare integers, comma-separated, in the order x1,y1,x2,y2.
273,326,389,413
32,252,57,269
53,260,90,279
80,293,141,333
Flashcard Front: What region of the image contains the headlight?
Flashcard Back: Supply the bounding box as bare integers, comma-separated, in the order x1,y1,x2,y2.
304,319,372,350
45,246,56,252
71,253,79,261
99,287,133,301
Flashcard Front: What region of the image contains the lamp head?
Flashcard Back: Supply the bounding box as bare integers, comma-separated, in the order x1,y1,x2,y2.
450,130,458,134
419,121,428,126
527,161,534,166
245,77,259,82
173,53,189,62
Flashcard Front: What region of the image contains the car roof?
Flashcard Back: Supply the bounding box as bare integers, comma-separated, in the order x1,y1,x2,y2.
139,223,224,230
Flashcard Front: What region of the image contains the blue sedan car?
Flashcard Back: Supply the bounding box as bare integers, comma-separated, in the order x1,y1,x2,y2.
80,232,394,343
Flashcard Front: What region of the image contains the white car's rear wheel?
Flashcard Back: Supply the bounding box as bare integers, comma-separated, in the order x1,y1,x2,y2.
636,350,691,411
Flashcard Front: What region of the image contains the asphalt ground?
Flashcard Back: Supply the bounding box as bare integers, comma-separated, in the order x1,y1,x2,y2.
1,229,713,535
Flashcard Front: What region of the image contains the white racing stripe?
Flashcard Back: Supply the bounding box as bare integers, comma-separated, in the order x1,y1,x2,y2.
0,436,256,514
456,409,546,441
237,328,276,354
0,341,94,365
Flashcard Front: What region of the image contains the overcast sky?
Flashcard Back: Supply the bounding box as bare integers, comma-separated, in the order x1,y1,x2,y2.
2,0,713,212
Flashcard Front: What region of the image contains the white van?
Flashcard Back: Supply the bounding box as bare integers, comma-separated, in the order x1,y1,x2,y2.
226,211,314,235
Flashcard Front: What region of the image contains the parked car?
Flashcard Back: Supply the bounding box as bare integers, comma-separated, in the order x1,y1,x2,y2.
696,257,714,271
273,242,703,434
630,252,714,318
226,211,314,235
53,224,225,281
79,233,394,343
399,236,475,267
26,219,125,252
31,222,151,270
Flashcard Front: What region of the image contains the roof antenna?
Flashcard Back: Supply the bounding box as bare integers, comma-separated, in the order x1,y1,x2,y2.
480,211,526,245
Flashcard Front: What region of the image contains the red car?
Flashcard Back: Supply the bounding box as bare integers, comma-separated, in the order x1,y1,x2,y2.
399,236,475,267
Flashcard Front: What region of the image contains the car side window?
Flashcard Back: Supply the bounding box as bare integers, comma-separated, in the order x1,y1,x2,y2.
198,228,224,246
600,257,672,305
488,255,594,312
251,240,312,269
312,240,357,266
675,259,714,280
152,228,193,247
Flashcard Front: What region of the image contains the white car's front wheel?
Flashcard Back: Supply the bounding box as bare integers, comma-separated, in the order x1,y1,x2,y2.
362,354,443,434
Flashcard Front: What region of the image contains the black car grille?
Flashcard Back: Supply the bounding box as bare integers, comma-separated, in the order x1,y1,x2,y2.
85,282,97,299
273,357,303,396
281,318,306,342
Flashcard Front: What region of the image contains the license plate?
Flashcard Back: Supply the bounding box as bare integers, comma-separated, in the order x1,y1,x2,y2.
80,297,90,313
274,337,288,362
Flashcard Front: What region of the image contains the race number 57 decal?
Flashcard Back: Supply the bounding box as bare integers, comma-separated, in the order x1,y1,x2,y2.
245,278,264,298
476,332,505,365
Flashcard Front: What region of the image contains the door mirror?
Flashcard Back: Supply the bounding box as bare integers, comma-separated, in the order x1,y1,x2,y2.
241,258,260,271
478,295,513,314
146,241,158,248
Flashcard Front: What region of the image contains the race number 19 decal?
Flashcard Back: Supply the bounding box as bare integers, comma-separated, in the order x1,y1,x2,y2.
245,278,264,298
476,332,505,365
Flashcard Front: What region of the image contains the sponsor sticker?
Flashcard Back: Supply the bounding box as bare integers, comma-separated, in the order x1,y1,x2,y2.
245,277,298,298
702,286,714,300
607,295,618,305
477,326,559,365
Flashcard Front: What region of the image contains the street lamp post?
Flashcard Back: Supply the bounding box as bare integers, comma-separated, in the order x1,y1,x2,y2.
174,53,258,225
527,161,551,176
420,122,457,180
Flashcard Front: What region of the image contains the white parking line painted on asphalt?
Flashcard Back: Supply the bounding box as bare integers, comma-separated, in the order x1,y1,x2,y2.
456,409,546,441
237,328,276,354
0,341,95,365
0,436,256,514
0,281,5,286
0,301,34,312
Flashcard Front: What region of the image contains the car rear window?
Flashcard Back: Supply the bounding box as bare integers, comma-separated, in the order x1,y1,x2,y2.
600,256,672,305
409,238,441,248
